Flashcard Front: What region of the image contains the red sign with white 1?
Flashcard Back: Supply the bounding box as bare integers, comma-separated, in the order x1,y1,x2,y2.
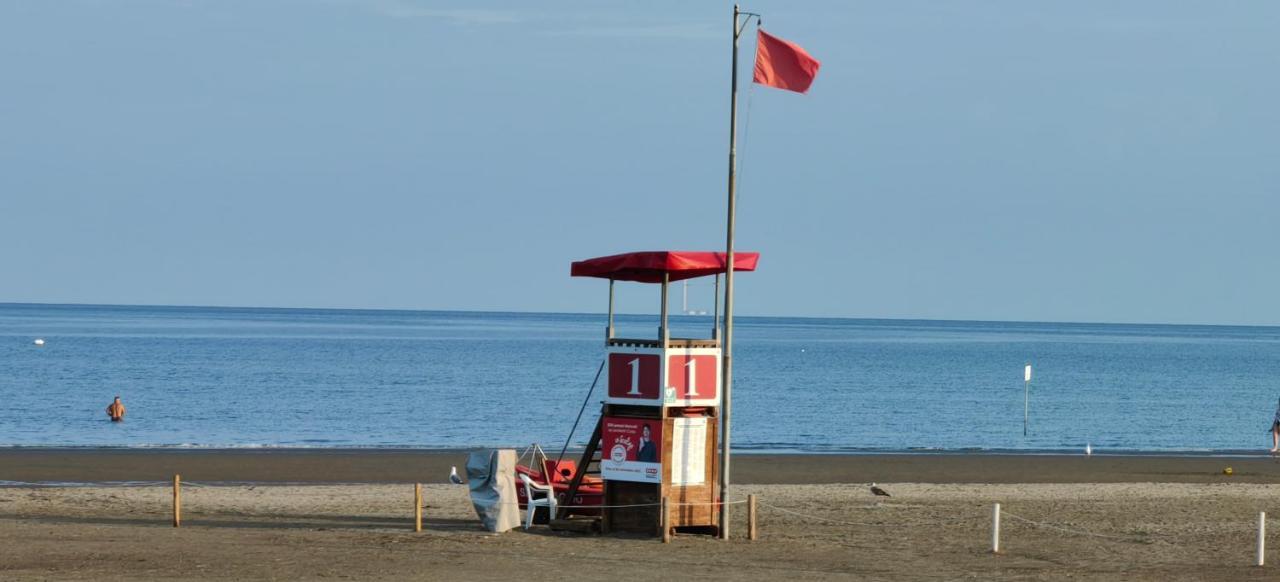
666,354,717,401
607,352,661,400
664,348,721,406
605,347,721,406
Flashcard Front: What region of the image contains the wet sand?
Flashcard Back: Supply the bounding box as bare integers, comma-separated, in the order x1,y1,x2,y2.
3,448,1280,484
4,449,1280,580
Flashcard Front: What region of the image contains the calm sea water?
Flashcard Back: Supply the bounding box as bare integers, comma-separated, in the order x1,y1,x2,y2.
2,303,1279,453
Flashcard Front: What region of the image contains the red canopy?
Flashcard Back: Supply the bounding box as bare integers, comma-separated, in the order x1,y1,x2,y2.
571,251,760,283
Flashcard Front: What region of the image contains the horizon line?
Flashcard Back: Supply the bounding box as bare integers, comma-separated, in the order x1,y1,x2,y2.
1,301,1277,331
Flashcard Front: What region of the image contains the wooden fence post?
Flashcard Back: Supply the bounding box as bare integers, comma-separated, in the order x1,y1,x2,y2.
661,497,671,543
414,483,423,532
173,474,182,528
747,494,758,541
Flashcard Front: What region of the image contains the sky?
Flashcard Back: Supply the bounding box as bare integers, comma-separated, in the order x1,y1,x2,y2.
1,1,1278,325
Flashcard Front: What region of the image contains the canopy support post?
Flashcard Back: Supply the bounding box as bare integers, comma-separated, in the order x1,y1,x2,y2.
659,273,670,349
606,279,615,343
713,274,721,340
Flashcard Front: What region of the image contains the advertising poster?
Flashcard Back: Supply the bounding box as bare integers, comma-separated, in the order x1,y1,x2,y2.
601,416,663,483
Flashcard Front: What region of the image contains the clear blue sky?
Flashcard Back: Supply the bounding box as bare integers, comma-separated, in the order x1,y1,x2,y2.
2,1,1277,324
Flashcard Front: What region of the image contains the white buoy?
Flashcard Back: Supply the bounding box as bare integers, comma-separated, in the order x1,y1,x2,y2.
1023,363,1032,437
33,338,45,346
1085,443,1092,456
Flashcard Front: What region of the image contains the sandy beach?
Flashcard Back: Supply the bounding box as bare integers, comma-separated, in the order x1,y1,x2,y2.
6,448,1280,484
4,450,1280,580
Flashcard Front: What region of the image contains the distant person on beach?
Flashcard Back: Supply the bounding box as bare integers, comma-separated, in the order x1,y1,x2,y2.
106,396,126,422
1270,398,1280,453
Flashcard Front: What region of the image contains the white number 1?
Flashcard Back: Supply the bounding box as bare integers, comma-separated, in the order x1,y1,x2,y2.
685,358,698,396
627,358,641,395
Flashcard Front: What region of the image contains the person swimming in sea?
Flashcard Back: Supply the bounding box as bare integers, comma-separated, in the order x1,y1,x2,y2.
106,396,126,422
1270,398,1280,453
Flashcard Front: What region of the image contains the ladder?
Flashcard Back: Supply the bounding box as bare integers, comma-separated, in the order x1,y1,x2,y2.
555,415,602,520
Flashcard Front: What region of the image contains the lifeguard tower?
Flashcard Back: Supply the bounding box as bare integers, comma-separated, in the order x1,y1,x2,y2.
558,250,759,536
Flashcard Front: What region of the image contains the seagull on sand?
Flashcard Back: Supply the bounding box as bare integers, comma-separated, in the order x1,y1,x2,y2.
870,483,891,497
449,466,464,485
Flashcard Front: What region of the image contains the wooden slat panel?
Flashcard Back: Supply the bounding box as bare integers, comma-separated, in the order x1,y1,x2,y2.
604,481,662,534
603,410,720,534
607,338,720,349
662,416,719,528
604,404,662,419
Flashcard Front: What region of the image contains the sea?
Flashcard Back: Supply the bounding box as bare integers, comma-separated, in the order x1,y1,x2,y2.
2,303,1279,454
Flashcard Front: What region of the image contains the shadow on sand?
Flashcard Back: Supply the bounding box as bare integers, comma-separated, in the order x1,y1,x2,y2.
0,513,485,533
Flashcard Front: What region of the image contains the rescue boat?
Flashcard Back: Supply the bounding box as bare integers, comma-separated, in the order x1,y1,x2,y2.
514,446,603,516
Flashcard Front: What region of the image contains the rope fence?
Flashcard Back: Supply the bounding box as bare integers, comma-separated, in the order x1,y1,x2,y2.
160,475,755,533
991,502,1270,567
10,477,1277,565
1003,510,1155,543
757,497,1273,568
554,499,751,510
757,501,897,528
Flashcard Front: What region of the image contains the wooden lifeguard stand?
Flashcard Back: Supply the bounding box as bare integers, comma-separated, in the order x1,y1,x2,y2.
562,250,759,536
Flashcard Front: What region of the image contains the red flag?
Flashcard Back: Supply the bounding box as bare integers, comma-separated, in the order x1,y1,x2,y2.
752,29,821,94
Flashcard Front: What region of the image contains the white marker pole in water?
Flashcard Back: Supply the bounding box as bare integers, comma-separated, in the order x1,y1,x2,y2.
1023,363,1032,437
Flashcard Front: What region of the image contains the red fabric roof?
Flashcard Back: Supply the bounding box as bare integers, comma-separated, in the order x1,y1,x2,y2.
571,251,760,283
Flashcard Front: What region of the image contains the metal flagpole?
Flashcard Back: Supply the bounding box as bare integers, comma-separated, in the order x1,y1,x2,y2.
720,3,757,540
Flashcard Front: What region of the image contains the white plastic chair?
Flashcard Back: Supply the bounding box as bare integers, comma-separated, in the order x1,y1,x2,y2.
519,473,557,530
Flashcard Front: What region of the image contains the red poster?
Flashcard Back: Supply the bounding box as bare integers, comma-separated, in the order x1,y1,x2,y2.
665,354,717,400
601,416,663,483
607,353,660,400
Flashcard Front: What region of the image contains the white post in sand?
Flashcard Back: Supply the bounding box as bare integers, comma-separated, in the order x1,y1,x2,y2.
1258,512,1266,567
991,503,1001,553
